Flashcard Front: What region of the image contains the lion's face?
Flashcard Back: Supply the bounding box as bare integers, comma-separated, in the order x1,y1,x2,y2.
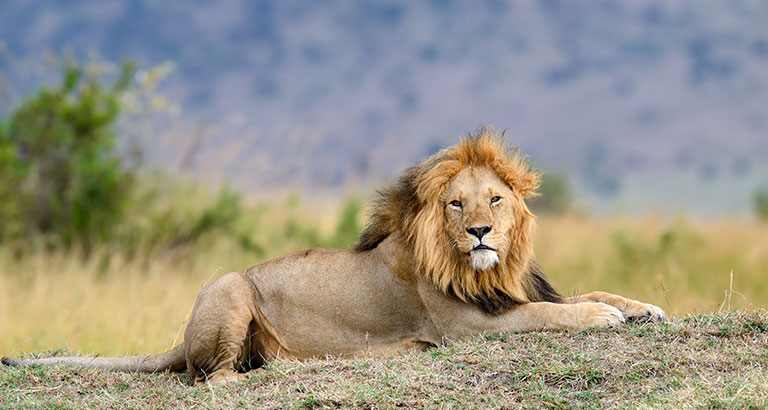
356,131,539,307
443,166,517,271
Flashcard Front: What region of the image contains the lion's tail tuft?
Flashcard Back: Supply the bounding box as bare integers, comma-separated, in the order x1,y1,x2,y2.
1,356,18,366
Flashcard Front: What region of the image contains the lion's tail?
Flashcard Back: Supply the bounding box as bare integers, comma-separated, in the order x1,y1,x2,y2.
1,344,186,373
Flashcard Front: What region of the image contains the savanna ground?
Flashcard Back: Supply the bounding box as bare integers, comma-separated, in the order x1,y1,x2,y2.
1,202,767,408
1,311,767,409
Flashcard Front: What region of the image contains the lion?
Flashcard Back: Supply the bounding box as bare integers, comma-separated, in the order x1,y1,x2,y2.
2,129,665,385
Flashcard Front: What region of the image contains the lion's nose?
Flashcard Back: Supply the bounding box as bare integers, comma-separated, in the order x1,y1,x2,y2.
467,226,492,239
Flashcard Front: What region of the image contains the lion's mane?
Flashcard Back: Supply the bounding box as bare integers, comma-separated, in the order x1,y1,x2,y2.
355,128,560,314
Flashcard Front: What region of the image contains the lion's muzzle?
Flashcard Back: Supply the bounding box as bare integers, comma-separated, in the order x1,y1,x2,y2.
470,248,499,271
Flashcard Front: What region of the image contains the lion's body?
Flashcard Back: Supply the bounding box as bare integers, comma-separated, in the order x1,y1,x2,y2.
2,130,665,385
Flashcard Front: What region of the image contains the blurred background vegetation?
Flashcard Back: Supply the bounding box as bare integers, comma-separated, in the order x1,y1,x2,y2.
0,61,259,261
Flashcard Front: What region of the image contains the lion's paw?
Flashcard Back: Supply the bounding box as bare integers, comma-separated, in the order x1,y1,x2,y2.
575,302,625,329
622,301,666,323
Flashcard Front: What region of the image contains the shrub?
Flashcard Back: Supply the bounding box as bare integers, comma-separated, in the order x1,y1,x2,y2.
120,176,262,259
528,171,573,214
328,198,363,249
754,188,768,222
0,60,258,260
0,62,136,251
281,197,363,250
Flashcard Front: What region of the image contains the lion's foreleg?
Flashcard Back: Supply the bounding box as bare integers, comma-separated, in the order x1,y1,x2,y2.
563,291,665,321
505,301,626,331
196,370,248,387
437,301,628,337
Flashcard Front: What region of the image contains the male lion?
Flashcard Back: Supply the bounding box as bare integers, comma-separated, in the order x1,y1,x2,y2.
2,130,664,385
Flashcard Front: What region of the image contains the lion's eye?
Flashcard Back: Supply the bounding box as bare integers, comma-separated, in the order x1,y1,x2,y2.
449,200,463,208
490,196,502,204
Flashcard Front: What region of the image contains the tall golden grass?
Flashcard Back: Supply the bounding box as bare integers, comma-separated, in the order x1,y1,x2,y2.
1,201,766,357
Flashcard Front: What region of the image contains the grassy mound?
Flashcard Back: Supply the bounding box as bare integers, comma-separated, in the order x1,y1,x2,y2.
2,310,766,409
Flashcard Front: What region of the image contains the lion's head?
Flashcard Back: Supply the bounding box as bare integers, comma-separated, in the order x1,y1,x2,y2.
355,128,560,314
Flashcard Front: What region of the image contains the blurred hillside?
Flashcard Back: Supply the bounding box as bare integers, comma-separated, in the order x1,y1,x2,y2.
2,0,767,215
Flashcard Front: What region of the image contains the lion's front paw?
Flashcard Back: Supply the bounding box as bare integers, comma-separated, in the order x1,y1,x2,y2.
574,302,625,329
622,301,666,323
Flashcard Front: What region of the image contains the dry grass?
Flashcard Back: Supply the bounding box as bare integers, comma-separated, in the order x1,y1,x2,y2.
2,311,767,409
536,216,768,315
2,211,766,357
0,251,207,357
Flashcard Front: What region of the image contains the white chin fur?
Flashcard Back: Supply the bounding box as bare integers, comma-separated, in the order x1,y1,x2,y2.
471,249,499,271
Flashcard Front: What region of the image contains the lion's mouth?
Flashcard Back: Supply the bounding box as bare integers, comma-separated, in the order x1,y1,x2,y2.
472,244,495,252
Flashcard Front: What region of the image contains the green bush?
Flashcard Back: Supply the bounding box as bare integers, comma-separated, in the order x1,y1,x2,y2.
0,62,136,250
327,198,363,249
527,171,573,214
281,197,363,250
0,60,258,260
117,175,262,259
754,188,768,222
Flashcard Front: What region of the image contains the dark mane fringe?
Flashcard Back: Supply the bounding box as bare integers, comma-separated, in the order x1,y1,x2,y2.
354,155,442,252
451,259,561,315
352,174,413,252
524,260,561,303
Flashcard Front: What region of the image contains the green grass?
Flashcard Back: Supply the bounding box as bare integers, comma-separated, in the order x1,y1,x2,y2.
2,310,767,409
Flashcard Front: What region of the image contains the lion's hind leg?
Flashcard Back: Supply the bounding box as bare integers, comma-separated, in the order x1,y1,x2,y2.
565,291,665,322
184,272,262,385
